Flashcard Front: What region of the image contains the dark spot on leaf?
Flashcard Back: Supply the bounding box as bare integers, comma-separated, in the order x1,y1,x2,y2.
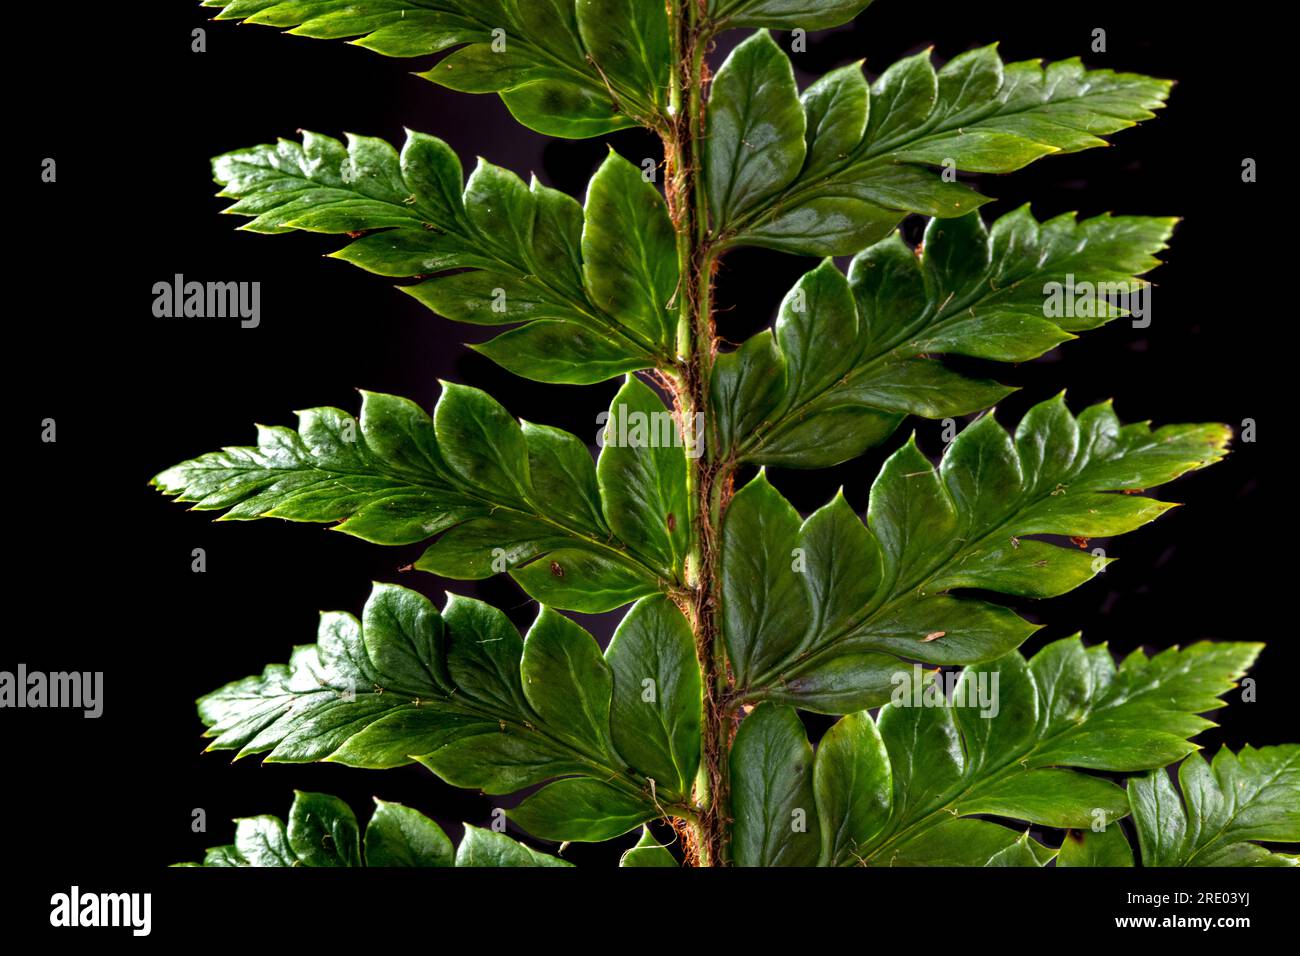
550,561,565,577
1070,536,1090,549
667,512,676,532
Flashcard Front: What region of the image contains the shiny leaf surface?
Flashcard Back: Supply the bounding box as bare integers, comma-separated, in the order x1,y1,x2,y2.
620,826,679,866
713,45,1170,255
1056,825,1134,867
606,596,703,799
724,396,1230,708
1129,746,1300,867
730,703,820,866
597,376,691,574
705,31,807,228
810,638,1259,865
212,131,677,383
153,384,679,612
720,208,1175,468
706,0,876,30
196,583,702,841
201,0,668,136
196,583,674,840
179,791,567,866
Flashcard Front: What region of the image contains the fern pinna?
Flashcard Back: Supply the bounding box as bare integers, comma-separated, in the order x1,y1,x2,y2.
159,1,1297,867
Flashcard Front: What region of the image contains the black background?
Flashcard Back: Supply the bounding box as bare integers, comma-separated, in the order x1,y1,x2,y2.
7,0,1290,934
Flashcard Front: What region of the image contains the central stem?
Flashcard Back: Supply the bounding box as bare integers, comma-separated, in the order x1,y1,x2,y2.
664,0,730,867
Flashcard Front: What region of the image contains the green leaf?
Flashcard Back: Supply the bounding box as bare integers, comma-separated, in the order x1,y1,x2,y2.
813,711,891,866
181,793,568,866
725,207,1176,468
288,791,362,867
456,824,573,867
230,816,297,867
717,46,1170,254
582,152,680,351
725,396,1230,707
190,584,510,769
521,421,607,533
196,583,700,844
819,638,1259,866
605,596,703,800
520,607,616,757
1056,825,1133,867
881,818,1056,867
1129,746,1300,867
721,473,811,685
706,31,807,227
434,380,530,503
576,1,671,115
710,330,787,457
473,321,649,384
730,703,820,866
365,798,455,867
707,0,876,30
202,0,666,137
597,376,691,574
620,826,679,866
152,385,673,613
212,130,675,383
198,583,676,812
508,548,664,613
801,63,870,175
508,778,656,842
